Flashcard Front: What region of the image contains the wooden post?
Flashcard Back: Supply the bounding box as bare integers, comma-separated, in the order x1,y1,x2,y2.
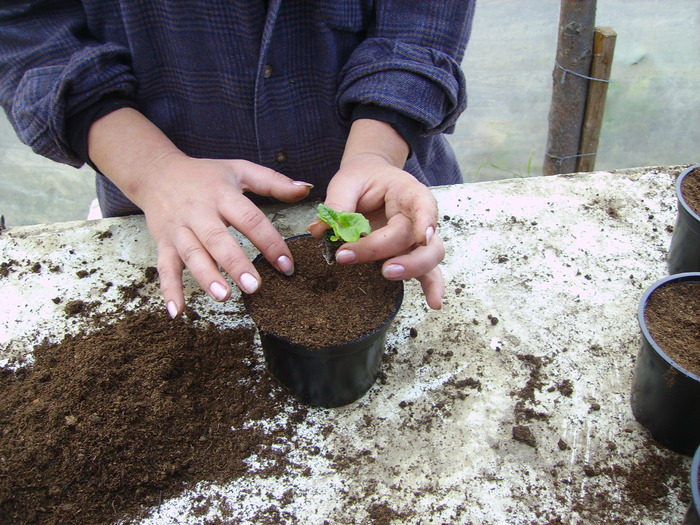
576,27,617,173
543,0,597,175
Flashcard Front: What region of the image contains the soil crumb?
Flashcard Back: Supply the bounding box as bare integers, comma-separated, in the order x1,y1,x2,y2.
512,425,536,447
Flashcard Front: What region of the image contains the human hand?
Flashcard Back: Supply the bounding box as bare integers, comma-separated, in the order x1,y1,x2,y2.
135,154,314,317
87,107,314,318
307,152,445,310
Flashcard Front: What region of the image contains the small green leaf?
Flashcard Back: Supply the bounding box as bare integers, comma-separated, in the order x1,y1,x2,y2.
316,204,371,243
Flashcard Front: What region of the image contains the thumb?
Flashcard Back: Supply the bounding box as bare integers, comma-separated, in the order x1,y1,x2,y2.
307,178,363,239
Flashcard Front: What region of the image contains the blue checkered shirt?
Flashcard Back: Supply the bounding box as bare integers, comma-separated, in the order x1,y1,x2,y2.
0,0,475,216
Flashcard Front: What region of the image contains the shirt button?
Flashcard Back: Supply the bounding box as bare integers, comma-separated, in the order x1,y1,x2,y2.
263,65,273,78
274,151,287,163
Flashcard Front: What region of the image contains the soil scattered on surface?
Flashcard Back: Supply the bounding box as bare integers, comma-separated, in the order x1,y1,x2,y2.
0,309,307,525
244,235,402,348
569,438,692,523
643,281,700,375
0,204,695,524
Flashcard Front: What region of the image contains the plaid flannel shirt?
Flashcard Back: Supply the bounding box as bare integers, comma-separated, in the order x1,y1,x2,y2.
0,0,475,216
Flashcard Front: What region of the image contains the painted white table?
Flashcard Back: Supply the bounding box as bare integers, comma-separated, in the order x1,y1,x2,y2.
0,166,692,524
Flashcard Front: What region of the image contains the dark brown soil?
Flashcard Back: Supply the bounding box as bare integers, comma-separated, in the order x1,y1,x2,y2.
512,425,536,447
644,281,700,375
244,235,402,348
0,309,307,525
681,166,700,215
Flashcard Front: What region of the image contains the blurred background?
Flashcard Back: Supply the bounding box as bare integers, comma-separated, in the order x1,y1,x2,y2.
1,0,698,226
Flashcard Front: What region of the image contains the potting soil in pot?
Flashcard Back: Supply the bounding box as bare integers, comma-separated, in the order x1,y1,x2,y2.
643,281,700,376
681,167,700,216
245,235,402,348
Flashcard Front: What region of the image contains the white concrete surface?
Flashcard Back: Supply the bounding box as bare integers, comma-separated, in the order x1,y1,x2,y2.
0,167,693,523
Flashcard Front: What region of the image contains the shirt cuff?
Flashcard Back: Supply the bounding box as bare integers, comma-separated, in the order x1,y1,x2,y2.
66,96,140,170
350,104,422,157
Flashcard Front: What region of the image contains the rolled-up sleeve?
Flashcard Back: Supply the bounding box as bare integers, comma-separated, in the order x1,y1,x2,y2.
336,0,475,135
0,1,136,166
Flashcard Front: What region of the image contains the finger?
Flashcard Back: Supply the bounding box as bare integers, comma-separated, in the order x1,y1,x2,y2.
307,218,330,239
381,234,445,281
416,266,445,310
235,161,314,203
390,181,439,246
321,175,364,214
220,198,296,278
156,240,186,318
171,223,240,299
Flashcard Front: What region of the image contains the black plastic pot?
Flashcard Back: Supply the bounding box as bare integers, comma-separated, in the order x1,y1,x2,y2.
248,235,404,408
631,273,700,456
668,164,700,274
684,445,700,525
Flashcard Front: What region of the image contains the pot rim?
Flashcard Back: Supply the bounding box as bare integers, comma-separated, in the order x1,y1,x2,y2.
638,272,700,383
693,444,700,511
248,233,404,353
676,163,700,223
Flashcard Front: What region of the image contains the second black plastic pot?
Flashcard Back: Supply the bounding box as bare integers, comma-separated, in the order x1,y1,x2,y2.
668,164,700,274
683,445,700,525
631,273,700,456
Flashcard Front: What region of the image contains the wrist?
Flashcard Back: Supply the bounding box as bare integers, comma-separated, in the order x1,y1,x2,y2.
343,118,410,169
350,105,421,157
87,107,184,206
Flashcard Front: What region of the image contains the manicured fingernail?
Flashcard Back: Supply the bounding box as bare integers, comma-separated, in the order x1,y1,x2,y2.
239,272,259,294
335,249,356,264
166,301,178,319
292,181,314,188
277,255,294,276
209,281,228,301
383,264,405,279
426,226,435,245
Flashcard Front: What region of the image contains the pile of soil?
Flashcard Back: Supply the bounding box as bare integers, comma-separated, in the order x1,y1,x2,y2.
643,281,700,375
681,166,700,215
0,309,306,524
244,235,402,348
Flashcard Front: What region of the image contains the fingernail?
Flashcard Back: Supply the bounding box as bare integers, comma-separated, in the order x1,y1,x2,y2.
435,294,444,310
383,264,405,279
426,226,435,245
239,272,259,294
292,181,314,188
277,255,294,276
166,301,178,319
335,249,356,264
209,281,228,301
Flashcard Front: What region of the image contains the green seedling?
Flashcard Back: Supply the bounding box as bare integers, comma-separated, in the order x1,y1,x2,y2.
316,204,371,242
316,204,371,263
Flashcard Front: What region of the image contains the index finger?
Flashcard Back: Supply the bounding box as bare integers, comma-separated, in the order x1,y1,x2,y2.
221,197,296,278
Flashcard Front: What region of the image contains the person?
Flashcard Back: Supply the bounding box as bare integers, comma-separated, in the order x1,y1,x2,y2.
0,1,475,317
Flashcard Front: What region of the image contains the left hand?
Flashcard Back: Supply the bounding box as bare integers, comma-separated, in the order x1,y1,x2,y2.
308,150,445,310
